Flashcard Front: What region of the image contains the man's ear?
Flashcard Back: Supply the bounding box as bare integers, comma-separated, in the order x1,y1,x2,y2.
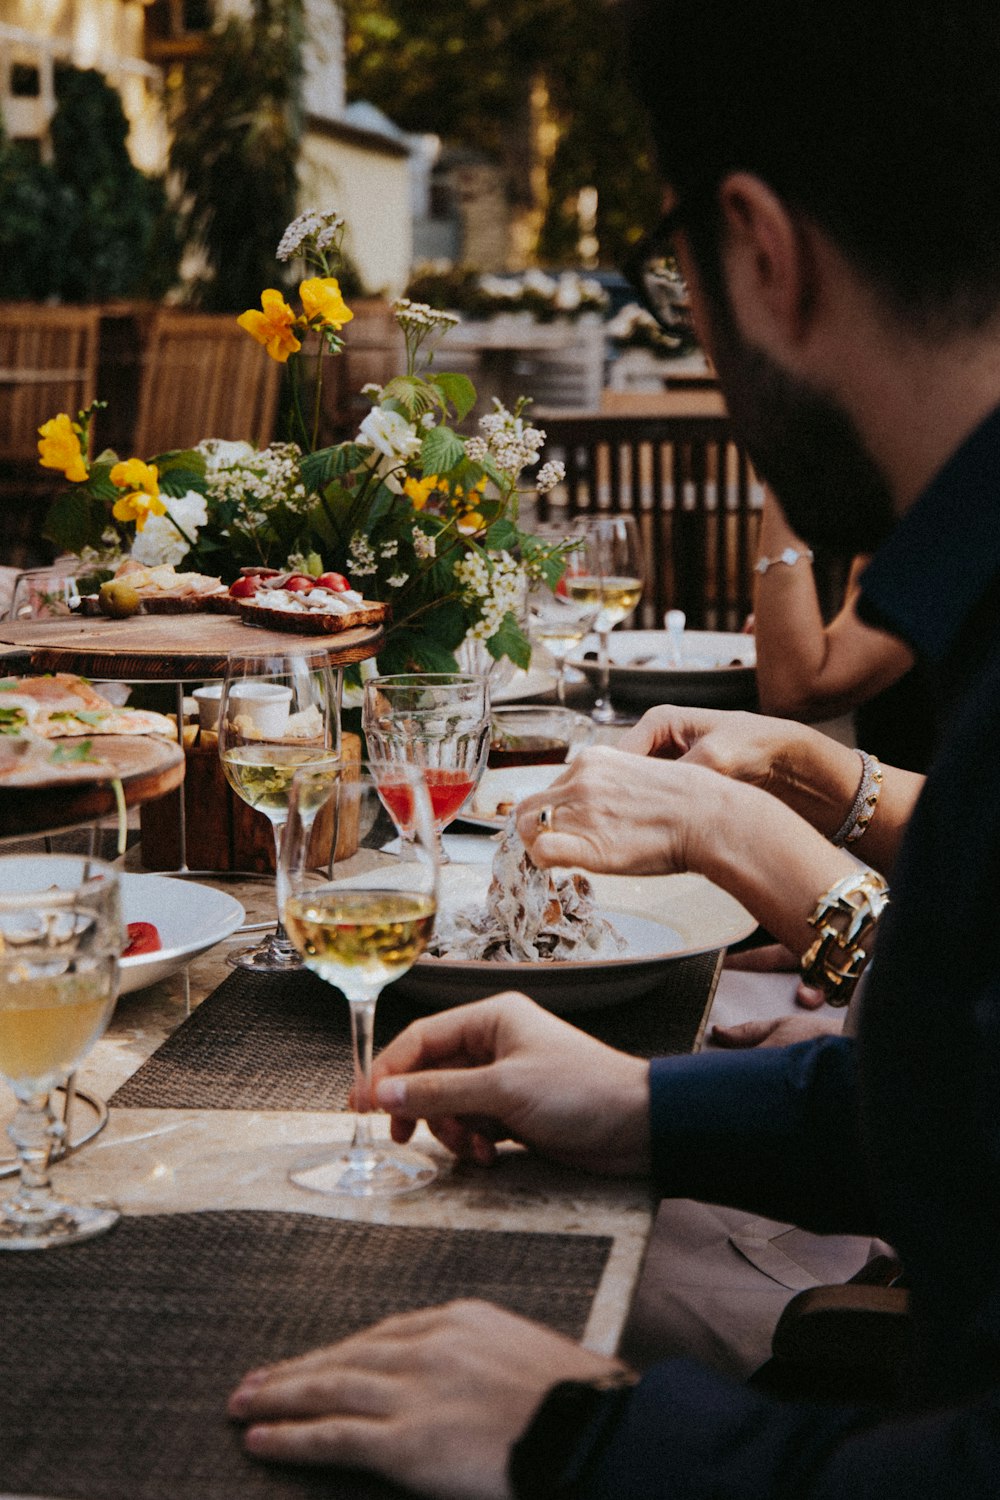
717,172,817,355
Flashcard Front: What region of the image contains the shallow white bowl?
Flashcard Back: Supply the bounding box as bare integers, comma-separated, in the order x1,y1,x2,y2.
119,874,244,994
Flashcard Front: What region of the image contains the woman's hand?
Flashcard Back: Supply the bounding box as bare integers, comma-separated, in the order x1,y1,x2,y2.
229,1299,630,1500
514,744,728,877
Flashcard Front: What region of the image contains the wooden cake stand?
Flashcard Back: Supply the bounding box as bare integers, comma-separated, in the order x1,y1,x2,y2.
0,611,383,867
0,611,385,682
0,734,185,840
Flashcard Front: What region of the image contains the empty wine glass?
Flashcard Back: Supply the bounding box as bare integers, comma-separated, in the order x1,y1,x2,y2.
218,649,341,971
8,565,84,620
279,761,439,1197
0,855,122,1249
577,515,645,725
362,672,490,861
526,532,602,705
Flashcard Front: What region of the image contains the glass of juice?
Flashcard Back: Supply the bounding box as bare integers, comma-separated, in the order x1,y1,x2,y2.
362,672,490,861
0,855,122,1250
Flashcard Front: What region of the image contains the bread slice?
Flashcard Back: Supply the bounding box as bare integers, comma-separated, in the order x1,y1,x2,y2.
235,597,389,635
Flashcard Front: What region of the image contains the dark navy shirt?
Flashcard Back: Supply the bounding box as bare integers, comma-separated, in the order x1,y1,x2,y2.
568,405,1000,1496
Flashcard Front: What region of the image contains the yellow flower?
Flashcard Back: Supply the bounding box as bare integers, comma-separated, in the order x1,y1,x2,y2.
110,459,166,533
300,277,354,331
38,413,88,483
457,510,486,535
403,473,438,510
237,289,302,363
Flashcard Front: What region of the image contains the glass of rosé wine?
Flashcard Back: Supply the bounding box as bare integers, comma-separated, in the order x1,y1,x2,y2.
362,673,489,863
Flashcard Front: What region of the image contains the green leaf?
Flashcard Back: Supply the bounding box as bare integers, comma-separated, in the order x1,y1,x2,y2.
421,425,465,476
42,489,112,555
159,468,206,498
301,444,366,491
154,448,205,477
487,612,532,671
483,518,518,552
382,375,436,418
429,372,476,421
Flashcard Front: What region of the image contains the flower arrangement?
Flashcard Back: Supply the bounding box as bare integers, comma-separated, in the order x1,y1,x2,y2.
40,208,570,678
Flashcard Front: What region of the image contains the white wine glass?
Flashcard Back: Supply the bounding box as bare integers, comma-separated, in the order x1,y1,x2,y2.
362,672,490,862
279,760,439,1197
526,532,603,705
218,649,341,972
577,514,645,725
0,854,122,1250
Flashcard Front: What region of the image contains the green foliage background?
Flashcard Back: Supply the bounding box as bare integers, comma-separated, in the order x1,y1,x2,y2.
341,0,660,267
166,0,303,312
0,67,180,303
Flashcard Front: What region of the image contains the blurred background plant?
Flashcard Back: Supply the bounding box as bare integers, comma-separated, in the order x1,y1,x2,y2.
0,66,180,303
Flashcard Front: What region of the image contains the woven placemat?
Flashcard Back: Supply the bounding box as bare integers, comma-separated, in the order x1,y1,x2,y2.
110,950,722,1112
0,1209,611,1500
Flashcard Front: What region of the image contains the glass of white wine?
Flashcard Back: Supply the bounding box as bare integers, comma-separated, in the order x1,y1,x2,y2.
526,532,603,705
575,514,645,725
218,649,341,972
0,855,122,1250
279,761,439,1197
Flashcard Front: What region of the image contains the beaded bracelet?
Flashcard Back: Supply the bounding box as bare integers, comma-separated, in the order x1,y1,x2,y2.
800,868,890,1007
831,750,883,847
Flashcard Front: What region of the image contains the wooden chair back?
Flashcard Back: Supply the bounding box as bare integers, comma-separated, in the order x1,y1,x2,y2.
535,412,764,631
0,304,101,463
132,310,281,455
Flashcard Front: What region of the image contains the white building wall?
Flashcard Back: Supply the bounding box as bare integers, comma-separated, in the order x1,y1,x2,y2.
298,130,412,298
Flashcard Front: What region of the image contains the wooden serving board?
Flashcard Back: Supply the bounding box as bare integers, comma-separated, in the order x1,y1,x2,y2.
1,735,185,838
0,613,385,683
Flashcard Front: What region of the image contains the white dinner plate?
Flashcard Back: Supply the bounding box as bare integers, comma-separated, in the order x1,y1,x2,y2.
571,630,757,711
391,868,755,1014
459,763,567,831
119,874,245,993
490,662,560,703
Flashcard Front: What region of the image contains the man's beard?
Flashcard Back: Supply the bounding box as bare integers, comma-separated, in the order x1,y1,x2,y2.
705,294,897,558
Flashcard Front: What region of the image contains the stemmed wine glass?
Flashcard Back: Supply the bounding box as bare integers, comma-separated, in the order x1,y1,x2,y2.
218,649,341,972
362,672,490,863
0,854,122,1249
576,515,645,725
526,531,603,705
279,760,439,1197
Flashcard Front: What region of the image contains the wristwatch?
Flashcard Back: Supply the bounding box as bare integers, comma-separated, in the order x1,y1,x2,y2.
755,546,815,574
508,1373,637,1499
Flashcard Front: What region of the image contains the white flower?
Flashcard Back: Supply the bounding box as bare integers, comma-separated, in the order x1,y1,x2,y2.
386,572,409,588
454,550,527,641
357,407,422,463
536,461,566,494
129,489,208,568
380,540,399,558
197,439,257,476
348,533,378,577
413,530,436,560
464,436,488,464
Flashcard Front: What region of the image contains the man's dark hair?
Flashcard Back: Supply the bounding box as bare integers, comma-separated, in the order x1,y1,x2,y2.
627,1,1000,334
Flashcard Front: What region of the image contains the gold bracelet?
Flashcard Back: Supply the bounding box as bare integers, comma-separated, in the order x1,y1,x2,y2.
800,869,890,1007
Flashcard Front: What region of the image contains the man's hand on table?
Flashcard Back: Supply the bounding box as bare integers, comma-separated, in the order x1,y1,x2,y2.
229,1299,630,1499
711,1013,844,1048
364,991,651,1175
